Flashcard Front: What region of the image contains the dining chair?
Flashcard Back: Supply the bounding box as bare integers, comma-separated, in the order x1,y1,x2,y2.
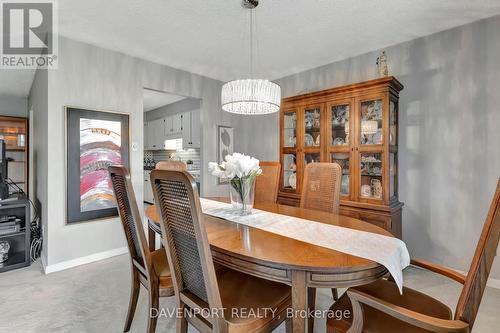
108,166,175,333
327,179,500,333
255,161,281,204
155,160,187,171
150,169,292,333
301,162,342,214
301,162,342,307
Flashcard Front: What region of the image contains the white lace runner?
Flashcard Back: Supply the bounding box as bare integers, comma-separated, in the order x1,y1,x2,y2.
200,198,410,293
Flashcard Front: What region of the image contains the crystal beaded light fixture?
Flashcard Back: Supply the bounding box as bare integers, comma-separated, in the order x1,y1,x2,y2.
221,0,281,115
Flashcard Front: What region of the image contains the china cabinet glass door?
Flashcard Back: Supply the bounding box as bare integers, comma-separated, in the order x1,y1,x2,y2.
303,107,321,148
282,153,298,191
357,96,385,202
301,105,323,192
281,109,299,193
283,111,297,149
360,152,383,200
359,99,383,146
328,99,353,199
389,97,398,199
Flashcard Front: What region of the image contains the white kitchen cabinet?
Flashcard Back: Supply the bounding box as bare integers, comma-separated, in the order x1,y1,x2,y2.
182,110,200,149
148,118,165,150
164,114,183,139
191,110,201,148
145,111,200,150
173,113,183,133
163,116,172,138
181,112,191,148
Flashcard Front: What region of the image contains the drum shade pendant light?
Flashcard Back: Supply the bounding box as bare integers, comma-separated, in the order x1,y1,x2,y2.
221,0,281,115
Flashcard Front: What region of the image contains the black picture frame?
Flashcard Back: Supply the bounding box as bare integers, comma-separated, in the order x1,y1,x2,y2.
66,107,130,224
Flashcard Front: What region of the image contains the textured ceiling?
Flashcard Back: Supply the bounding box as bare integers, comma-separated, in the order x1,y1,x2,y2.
3,0,500,97
58,0,500,81
143,89,186,112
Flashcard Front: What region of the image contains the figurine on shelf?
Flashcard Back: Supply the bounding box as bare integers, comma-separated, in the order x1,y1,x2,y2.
0,240,10,264
376,51,389,77
371,179,383,199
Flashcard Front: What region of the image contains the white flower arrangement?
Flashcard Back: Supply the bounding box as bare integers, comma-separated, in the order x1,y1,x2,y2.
208,152,262,180
209,153,262,214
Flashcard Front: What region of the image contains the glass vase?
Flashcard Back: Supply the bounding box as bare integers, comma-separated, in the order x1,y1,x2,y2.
229,177,256,215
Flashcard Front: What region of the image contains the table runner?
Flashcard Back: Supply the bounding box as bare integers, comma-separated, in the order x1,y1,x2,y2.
200,198,410,293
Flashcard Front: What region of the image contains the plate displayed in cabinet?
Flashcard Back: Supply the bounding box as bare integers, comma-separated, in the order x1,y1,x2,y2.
304,133,314,146
372,130,382,144
333,137,345,145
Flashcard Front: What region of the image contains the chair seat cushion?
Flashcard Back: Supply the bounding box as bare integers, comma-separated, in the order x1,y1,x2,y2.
217,269,291,332
150,249,173,290
327,279,452,333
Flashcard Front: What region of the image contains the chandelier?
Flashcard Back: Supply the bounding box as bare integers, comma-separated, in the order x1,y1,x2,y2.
221,0,281,115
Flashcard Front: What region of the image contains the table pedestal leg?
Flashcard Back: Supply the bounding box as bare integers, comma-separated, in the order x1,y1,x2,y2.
148,222,156,252
292,270,308,333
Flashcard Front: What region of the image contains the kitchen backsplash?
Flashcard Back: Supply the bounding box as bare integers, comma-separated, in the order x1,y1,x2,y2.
145,148,201,172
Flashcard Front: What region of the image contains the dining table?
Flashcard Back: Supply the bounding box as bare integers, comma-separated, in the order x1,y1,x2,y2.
145,198,393,333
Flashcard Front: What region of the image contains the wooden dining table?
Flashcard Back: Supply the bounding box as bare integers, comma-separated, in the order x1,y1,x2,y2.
145,198,393,333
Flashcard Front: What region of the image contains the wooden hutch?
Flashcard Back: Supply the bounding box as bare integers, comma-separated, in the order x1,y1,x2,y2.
278,77,403,238
0,116,28,195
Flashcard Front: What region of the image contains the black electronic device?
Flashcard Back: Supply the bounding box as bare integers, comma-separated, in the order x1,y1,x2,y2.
0,140,8,199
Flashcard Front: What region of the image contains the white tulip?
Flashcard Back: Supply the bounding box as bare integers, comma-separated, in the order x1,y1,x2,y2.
208,152,261,180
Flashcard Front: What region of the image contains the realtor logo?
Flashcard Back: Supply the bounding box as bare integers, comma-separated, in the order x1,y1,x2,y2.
1,0,57,68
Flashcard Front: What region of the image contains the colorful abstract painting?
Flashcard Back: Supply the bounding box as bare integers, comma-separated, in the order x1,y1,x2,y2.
79,118,122,212
67,107,129,224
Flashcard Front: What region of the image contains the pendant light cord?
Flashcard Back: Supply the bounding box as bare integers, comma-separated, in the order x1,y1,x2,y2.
249,8,254,78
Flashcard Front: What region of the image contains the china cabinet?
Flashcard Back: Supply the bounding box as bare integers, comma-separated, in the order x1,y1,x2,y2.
279,77,403,238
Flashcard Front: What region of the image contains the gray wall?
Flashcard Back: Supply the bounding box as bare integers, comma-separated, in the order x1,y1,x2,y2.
256,15,499,280
0,94,28,117
145,97,201,121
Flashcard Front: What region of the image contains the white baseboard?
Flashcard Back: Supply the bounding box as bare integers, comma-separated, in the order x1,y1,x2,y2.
43,247,128,274
487,276,500,290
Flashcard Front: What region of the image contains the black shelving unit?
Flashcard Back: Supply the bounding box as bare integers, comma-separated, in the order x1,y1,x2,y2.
0,198,30,273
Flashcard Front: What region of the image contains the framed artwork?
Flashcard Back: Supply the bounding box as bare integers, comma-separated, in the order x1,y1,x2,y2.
66,107,130,224
217,125,234,184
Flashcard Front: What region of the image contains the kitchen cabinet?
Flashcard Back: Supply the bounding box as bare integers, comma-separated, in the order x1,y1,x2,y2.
182,110,201,149
181,112,191,148
144,111,200,150
173,113,183,133
190,110,201,148
147,118,165,150
164,114,183,138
